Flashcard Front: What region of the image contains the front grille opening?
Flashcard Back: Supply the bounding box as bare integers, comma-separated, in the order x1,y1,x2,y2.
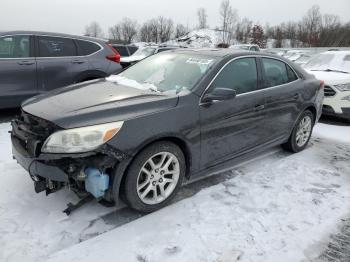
324,85,336,97
12,111,60,157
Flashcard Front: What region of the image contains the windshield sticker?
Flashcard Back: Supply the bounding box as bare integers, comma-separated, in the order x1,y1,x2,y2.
186,58,213,65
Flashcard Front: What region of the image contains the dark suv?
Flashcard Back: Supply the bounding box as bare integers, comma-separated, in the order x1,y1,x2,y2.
112,44,138,57
11,49,324,214
0,31,122,109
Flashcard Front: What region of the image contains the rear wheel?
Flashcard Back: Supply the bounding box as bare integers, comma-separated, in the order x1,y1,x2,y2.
123,141,185,213
282,110,314,153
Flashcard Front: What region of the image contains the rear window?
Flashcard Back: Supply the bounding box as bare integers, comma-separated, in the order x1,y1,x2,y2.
38,36,77,57
76,40,101,56
113,45,129,56
128,46,138,55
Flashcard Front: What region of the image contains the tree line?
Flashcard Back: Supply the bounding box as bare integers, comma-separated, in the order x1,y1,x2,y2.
84,1,350,48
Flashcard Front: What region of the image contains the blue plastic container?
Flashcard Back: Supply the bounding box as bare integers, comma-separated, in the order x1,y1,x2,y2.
84,168,110,198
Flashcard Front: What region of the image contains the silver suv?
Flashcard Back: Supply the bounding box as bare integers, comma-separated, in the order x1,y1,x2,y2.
0,31,123,109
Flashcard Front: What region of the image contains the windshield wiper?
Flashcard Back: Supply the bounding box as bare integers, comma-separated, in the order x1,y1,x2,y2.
311,69,349,74
143,82,161,93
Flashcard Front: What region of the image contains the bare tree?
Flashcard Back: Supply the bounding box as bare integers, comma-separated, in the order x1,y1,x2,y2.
149,18,159,43
139,17,173,43
157,16,174,43
139,22,153,42
235,17,252,43
323,14,340,29
175,24,187,38
197,8,208,29
219,0,238,44
109,24,122,42
320,14,341,46
120,18,138,43
84,21,104,38
302,5,323,46
109,18,138,44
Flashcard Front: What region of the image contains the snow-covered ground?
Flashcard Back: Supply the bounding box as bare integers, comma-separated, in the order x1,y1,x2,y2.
0,121,349,262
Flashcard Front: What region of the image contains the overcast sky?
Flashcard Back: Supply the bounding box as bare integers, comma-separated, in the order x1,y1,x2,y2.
2,0,350,36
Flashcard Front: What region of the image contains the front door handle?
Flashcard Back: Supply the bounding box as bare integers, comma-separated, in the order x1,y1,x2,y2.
71,60,85,64
293,93,300,100
254,104,265,111
17,61,35,65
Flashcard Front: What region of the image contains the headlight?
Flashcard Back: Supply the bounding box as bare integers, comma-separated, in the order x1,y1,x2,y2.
42,121,124,153
334,83,350,92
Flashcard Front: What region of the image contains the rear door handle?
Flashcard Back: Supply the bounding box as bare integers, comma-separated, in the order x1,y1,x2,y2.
293,93,300,100
71,59,85,64
254,104,265,111
17,61,35,65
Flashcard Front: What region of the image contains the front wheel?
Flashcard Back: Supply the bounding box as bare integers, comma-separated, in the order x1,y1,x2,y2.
282,110,314,153
123,141,186,213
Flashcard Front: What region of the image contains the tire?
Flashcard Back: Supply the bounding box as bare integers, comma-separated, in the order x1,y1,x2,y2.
123,141,186,213
282,110,314,153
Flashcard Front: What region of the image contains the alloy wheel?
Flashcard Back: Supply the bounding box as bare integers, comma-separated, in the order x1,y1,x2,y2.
136,152,180,205
295,115,312,147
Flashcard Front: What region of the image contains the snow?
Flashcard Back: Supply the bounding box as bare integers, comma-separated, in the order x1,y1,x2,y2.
0,123,114,262
166,29,224,48
1,121,350,262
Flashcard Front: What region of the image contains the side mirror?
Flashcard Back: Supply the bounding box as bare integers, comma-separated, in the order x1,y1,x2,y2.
202,87,236,103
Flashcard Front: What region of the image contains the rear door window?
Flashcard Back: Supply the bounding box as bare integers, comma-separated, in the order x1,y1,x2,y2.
38,36,77,57
76,40,101,56
210,57,258,95
261,58,296,88
0,35,30,58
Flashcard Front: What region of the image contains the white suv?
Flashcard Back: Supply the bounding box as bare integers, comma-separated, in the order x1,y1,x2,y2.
304,51,350,120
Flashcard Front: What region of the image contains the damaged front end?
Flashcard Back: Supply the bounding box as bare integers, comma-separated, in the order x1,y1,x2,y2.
11,110,127,211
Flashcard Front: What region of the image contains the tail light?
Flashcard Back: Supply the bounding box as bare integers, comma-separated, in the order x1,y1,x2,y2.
106,44,121,63
319,80,325,89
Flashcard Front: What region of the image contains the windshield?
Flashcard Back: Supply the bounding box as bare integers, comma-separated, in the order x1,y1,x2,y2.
132,47,157,57
107,53,216,93
295,55,312,62
304,54,335,69
303,53,350,73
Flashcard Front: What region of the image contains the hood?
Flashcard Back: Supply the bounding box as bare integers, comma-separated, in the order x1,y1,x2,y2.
120,55,146,63
305,70,350,85
22,79,178,129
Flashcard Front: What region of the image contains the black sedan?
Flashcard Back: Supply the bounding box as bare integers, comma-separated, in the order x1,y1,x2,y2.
11,49,324,213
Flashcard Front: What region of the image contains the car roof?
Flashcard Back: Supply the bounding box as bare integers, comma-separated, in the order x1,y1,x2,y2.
0,30,107,43
167,48,275,59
